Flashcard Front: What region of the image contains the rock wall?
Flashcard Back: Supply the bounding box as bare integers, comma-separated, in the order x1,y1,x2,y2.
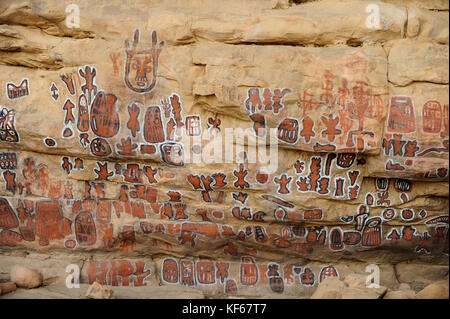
0,0,448,298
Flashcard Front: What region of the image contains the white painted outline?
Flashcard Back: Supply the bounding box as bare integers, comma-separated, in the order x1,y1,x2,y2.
382,208,396,221
5,78,29,100
276,117,299,145
61,125,75,140
43,137,58,148
400,208,415,221
319,265,339,283
239,256,259,287
185,115,202,137
272,173,293,195
299,267,315,287
49,82,59,101
73,210,97,247
161,257,179,285
195,260,217,286
329,227,345,252
179,259,197,287
64,238,77,250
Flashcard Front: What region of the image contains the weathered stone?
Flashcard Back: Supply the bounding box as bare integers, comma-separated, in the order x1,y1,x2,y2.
0,253,84,286
383,289,416,299
341,286,387,299
85,282,115,299
0,281,208,299
415,279,449,299
311,277,346,299
396,263,449,289
192,0,407,45
384,0,449,10
10,265,43,289
344,273,368,288
406,6,449,44
0,0,448,300
367,82,449,180
398,283,412,290
388,40,449,86
311,289,343,299
0,281,17,295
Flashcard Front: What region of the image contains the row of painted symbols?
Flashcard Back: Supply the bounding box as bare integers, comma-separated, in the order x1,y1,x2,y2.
1,153,78,200
1,193,447,254
244,73,382,153
0,151,447,254
49,65,210,167
84,257,340,293
386,97,449,136
45,30,195,167
185,156,365,225
48,65,120,150
161,257,339,294
383,97,449,175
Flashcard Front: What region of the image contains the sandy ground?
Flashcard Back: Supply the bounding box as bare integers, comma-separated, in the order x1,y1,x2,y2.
1,281,208,299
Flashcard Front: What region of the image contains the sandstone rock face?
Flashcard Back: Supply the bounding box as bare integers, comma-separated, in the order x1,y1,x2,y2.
85,282,115,299
383,289,416,299
415,279,449,299
0,281,17,295
10,265,43,289
388,40,449,86
311,277,346,299
311,275,387,299
395,263,449,290
0,0,448,298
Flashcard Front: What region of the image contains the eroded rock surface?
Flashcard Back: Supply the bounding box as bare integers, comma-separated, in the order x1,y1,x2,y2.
0,0,448,298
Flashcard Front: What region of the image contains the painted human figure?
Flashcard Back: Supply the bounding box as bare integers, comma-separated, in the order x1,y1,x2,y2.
346,81,376,151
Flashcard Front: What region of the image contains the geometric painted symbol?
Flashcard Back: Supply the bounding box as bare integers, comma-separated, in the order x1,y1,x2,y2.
387,96,415,133
143,106,165,143
277,118,299,144
422,100,442,134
